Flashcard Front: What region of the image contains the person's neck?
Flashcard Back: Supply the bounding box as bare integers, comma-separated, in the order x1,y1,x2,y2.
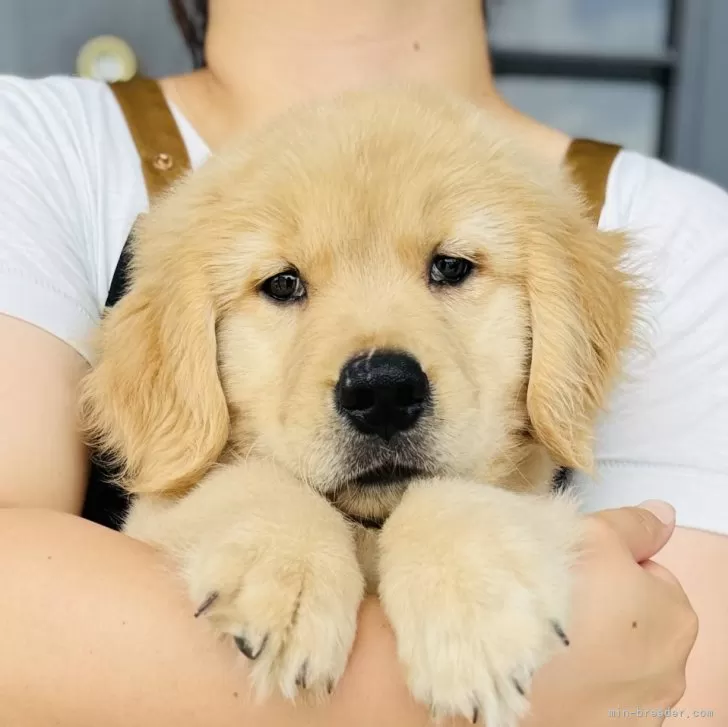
161,0,570,164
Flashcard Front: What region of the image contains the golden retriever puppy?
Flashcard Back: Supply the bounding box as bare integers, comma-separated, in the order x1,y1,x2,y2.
80,85,637,726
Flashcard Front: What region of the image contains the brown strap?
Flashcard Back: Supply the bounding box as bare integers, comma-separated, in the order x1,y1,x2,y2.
564,138,621,225
109,77,191,201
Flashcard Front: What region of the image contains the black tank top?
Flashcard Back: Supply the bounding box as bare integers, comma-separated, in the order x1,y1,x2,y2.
81,237,134,529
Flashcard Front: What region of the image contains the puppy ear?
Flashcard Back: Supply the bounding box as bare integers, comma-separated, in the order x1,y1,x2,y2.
80,218,230,496
525,217,636,473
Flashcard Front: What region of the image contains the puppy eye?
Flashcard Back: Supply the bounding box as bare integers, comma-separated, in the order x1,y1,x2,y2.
429,256,473,286
261,270,307,302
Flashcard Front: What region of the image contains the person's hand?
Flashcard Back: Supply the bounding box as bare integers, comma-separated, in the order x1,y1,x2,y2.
522,500,699,726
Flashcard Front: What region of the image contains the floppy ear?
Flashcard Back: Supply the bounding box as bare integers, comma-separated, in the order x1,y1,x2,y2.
525,218,636,473
79,218,230,496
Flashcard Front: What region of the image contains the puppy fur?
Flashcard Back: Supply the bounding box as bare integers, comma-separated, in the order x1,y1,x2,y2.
80,85,638,726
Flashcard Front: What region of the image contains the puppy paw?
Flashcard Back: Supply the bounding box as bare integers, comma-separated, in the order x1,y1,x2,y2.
183,491,365,702
378,481,582,727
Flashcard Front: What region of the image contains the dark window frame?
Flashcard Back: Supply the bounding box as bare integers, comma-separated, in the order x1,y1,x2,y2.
488,0,728,189
488,0,681,160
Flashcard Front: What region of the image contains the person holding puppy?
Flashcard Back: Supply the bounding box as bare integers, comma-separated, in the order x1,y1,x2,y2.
0,1,724,725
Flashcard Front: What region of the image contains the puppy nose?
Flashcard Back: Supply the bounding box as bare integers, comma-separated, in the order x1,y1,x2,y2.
336,351,430,441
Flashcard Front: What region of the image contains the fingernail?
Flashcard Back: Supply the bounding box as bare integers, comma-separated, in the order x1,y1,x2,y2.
234,633,267,660
638,499,675,526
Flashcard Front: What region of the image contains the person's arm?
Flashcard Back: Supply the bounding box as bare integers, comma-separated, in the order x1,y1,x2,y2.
0,503,694,727
0,314,88,512
0,77,114,512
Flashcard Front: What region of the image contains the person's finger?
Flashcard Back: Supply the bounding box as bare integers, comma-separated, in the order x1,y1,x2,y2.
592,500,675,562
641,559,682,587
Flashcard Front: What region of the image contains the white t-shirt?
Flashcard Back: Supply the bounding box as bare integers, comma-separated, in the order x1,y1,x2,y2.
1,75,727,534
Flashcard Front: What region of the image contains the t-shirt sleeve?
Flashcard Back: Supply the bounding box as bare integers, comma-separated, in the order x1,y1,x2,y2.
576,153,728,535
0,76,106,360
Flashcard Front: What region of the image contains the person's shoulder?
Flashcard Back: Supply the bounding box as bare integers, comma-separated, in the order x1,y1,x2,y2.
604,150,727,305
0,75,147,361
604,149,728,248
581,150,728,533
0,74,120,136
0,74,141,190
0,73,106,97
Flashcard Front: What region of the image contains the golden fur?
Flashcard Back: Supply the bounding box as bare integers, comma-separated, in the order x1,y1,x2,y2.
80,85,637,726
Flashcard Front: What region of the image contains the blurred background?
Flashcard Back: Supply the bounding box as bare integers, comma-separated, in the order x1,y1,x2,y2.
1,0,726,188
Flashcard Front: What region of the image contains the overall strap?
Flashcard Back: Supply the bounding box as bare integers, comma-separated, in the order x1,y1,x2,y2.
109,76,192,201
564,138,622,225
105,77,192,308
83,77,192,530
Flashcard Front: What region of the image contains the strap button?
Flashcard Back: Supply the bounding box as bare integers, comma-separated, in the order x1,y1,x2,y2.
153,153,174,171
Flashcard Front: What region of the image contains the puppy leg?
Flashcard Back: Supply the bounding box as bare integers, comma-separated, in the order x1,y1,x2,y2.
124,459,365,702
378,479,583,727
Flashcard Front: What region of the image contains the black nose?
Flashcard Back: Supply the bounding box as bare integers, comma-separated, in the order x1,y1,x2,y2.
335,350,430,441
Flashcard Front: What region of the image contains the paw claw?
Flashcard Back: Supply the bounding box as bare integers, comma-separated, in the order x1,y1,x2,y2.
551,620,570,646
295,661,308,690
193,591,219,618
234,633,267,660
184,502,363,702
471,705,480,724
326,679,335,695
512,678,525,696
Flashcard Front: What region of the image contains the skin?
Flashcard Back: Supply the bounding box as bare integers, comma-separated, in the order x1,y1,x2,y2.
0,504,695,727
0,315,88,512
0,0,722,723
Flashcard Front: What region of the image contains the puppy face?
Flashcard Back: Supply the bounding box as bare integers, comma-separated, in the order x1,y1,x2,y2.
216,162,531,519
81,87,636,522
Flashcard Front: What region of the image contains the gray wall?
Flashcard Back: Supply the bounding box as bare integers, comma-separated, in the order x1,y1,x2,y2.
668,0,728,190
0,0,191,78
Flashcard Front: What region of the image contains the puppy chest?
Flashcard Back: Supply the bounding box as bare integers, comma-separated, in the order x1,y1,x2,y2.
355,526,381,594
